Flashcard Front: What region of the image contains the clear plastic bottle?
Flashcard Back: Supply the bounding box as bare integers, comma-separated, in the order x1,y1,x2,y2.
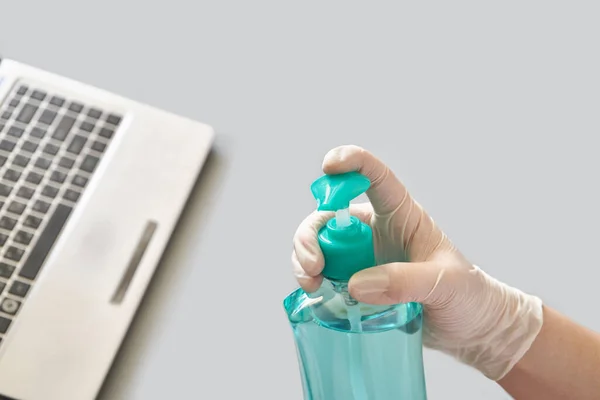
283,172,427,400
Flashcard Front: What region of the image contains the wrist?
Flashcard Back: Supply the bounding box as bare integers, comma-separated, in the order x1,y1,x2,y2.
469,275,544,380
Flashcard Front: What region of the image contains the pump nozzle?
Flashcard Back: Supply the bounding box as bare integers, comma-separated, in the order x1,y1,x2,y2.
310,172,370,211
310,172,375,282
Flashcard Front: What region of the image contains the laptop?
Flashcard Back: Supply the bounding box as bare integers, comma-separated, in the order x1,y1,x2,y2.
0,57,214,400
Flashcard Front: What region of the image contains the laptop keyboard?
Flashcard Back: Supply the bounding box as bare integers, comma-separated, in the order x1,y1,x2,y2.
0,82,123,346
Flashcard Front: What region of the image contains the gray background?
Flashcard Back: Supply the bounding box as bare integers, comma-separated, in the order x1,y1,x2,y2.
2,1,599,399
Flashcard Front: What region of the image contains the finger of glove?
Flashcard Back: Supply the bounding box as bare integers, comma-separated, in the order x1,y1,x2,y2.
322,145,410,216
348,260,445,305
292,250,322,293
293,204,373,278
322,145,445,260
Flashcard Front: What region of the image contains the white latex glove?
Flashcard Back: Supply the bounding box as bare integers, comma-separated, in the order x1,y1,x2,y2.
291,145,544,381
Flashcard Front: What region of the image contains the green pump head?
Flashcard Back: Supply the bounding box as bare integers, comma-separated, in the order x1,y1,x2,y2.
310,172,376,282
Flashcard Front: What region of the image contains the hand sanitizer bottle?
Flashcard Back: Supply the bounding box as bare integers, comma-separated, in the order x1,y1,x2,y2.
283,172,428,400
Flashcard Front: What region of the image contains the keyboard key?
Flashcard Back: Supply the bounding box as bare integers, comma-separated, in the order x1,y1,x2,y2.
31,90,46,101
30,126,46,139
20,204,73,280
98,127,114,139
5,246,24,262
4,169,21,182
64,189,80,202
0,155,6,167
50,170,67,184
91,140,106,153
80,121,95,132
87,108,102,119
43,143,60,156
17,186,35,200
41,185,58,198
7,201,26,215
16,85,28,95
0,316,11,334
34,157,52,170
106,113,122,125
53,115,76,141
0,298,20,315
1,111,11,120
72,175,88,188
49,96,65,107
67,135,87,154
32,200,50,214
0,263,14,279
22,140,39,153
81,155,99,173
14,230,33,245
16,103,38,123
9,281,30,297
0,139,16,152
26,171,44,185
68,102,83,113
0,234,7,246
58,157,75,169
0,282,4,295
39,109,57,125
7,126,24,138
0,216,17,230
13,155,30,168
23,215,42,229
0,184,12,197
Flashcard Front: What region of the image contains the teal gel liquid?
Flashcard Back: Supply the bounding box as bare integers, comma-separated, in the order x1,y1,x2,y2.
284,284,428,400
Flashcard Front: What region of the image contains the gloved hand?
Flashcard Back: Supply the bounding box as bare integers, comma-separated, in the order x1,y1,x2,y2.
291,145,544,381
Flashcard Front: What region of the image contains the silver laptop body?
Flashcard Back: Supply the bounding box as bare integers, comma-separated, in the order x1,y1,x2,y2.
0,58,214,400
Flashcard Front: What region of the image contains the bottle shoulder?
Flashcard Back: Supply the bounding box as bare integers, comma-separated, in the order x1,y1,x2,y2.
283,281,423,334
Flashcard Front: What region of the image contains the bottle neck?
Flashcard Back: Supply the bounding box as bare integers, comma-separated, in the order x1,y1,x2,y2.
329,279,358,306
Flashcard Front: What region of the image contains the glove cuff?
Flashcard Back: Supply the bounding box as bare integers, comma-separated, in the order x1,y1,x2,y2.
462,271,544,380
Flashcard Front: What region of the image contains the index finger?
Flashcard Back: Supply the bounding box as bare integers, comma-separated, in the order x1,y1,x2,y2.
322,145,409,216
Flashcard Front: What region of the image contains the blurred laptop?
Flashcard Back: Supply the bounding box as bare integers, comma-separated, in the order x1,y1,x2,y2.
0,57,214,400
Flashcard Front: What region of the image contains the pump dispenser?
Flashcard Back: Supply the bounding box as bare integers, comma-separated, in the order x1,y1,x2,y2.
310,172,375,286
284,172,428,400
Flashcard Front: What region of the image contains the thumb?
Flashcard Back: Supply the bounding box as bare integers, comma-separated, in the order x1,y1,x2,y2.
348,261,445,305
